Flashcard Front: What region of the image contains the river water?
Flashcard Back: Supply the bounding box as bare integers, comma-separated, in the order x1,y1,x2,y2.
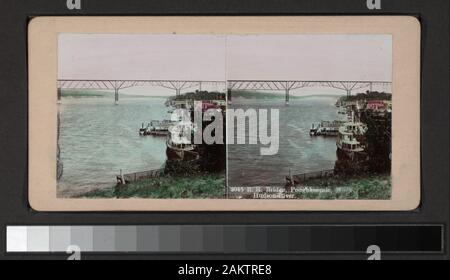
58,97,169,196
58,94,344,196
227,95,345,187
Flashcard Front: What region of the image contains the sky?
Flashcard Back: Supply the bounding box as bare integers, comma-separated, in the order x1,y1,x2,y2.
58,34,227,81
227,35,392,81
58,34,392,96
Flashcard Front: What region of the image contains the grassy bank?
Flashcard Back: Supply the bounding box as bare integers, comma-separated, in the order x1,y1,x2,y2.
84,173,226,199
83,173,390,200
294,174,391,200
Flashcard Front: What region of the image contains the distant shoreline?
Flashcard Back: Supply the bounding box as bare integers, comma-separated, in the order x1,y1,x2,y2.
60,89,171,99
61,89,343,100
231,90,343,100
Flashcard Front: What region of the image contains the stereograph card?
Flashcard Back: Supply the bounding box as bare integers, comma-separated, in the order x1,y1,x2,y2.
27,16,421,211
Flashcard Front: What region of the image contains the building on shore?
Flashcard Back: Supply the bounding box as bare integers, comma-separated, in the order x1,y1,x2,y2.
334,92,392,175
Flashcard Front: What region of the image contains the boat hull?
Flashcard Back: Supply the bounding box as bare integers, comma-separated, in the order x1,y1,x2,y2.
336,146,367,161
335,147,369,174
166,146,199,161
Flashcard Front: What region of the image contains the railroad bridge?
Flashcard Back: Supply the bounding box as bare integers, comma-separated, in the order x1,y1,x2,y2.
57,79,392,105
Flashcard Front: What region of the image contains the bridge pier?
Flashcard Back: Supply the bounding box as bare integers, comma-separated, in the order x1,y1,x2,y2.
285,88,290,105
176,89,181,96
227,89,232,104
57,88,62,102
115,88,119,104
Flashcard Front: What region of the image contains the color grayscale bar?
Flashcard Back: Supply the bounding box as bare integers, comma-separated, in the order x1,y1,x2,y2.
6,225,444,254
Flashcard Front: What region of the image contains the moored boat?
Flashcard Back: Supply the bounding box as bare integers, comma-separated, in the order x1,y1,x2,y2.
166,121,199,161
338,107,347,115
310,120,346,136
336,121,368,161
139,120,174,136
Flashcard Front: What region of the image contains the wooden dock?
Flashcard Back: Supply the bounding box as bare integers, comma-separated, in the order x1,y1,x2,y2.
116,169,164,185
286,169,335,185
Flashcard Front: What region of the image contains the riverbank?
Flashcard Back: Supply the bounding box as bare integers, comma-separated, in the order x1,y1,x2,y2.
294,173,391,200
82,173,226,199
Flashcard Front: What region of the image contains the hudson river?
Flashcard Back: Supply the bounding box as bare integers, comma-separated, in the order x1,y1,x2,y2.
58,96,169,197
227,95,345,187
58,94,344,196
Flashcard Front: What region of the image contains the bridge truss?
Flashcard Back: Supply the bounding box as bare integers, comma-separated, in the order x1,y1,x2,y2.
57,80,226,103
227,80,392,104
57,79,392,104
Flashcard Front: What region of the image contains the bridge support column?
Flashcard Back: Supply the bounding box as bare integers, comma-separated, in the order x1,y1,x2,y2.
57,88,62,102
346,90,351,98
115,88,119,104
370,82,373,93
285,88,290,105
176,89,181,96
227,89,232,104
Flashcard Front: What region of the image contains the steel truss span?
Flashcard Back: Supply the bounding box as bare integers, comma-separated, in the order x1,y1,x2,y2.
57,80,227,103
57,79,392,104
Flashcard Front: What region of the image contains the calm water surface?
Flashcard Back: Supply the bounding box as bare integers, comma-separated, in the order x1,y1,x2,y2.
58,95,344,195
58,97,169,196
227,96,345,187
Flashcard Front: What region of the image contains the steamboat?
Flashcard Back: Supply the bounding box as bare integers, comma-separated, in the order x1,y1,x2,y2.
166,122,200,161
336,120,368,161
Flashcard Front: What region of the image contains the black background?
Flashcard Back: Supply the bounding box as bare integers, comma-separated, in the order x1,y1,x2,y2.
0,0,448,260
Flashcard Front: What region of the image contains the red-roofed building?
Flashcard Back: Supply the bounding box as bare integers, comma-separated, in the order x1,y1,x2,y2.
366,100,386,111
